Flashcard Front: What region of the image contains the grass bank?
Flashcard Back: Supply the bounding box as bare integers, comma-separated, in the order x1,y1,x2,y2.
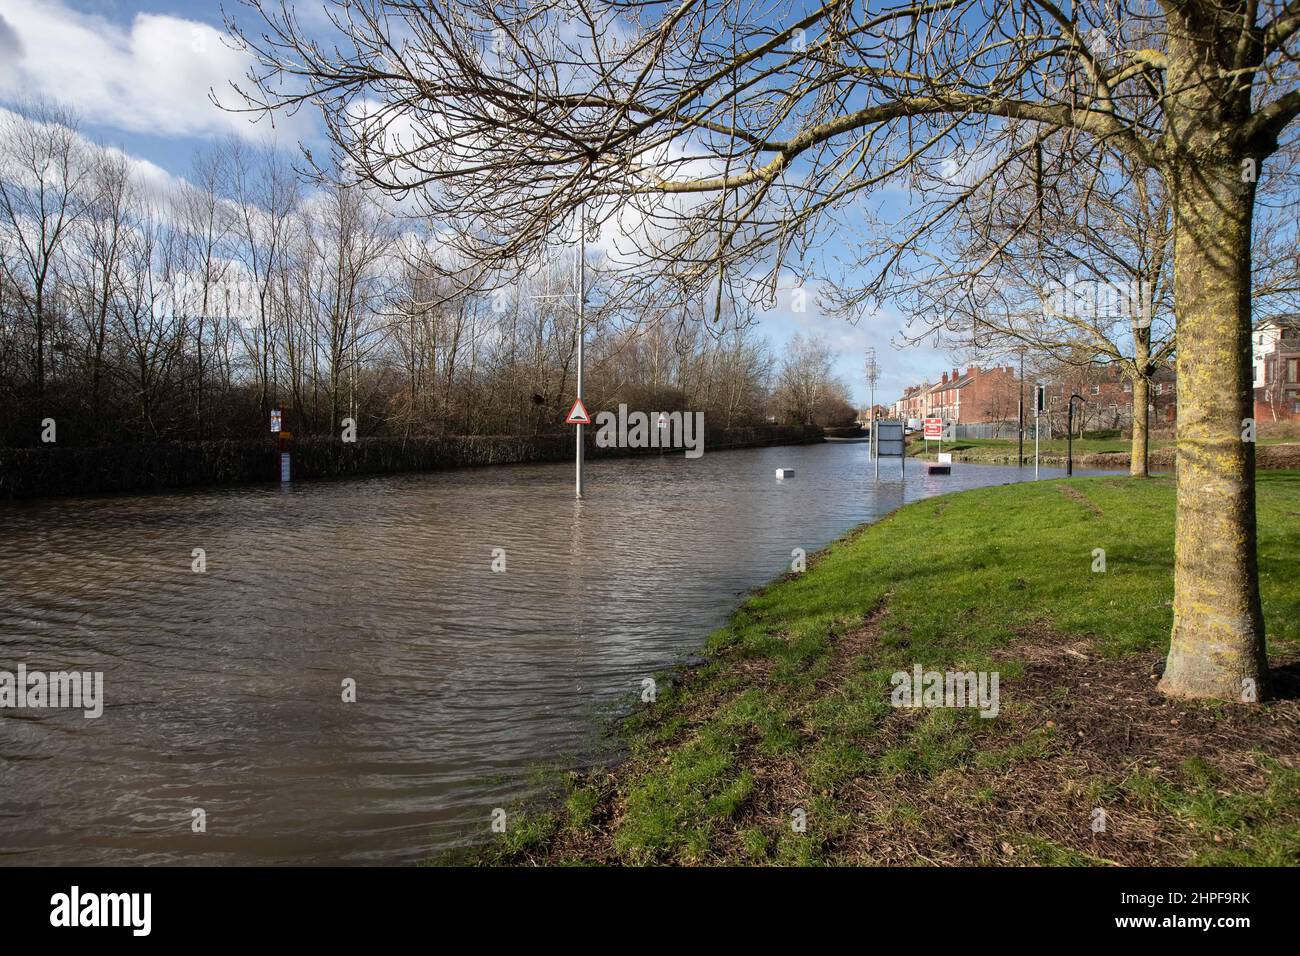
909,435,1300,469
479,472,1300,866
910,435,1164,462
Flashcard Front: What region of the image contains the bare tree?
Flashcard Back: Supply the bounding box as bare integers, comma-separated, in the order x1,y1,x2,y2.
309,184,395,430
773,332,849,424
73,148,133,430
906,138,1176,476
227,138,298,418
112,201,184,438
175,146,236,437
0,104,789,447
0,100,90,405
226,0,1300,702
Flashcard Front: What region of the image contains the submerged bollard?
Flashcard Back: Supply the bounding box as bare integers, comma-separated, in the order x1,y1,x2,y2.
277,426,292,485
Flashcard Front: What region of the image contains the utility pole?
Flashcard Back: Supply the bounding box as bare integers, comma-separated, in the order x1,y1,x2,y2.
865,347,880,462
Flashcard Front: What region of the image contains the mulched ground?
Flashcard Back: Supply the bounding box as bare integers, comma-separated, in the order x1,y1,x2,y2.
495,574,1300,866
818,635,1300,865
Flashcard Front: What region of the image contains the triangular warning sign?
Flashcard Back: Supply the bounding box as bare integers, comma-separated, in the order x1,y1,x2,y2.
565,398,592,425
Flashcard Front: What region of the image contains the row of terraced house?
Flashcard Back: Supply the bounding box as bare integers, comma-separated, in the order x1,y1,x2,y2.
890,363,1178,433
886,315,1300,431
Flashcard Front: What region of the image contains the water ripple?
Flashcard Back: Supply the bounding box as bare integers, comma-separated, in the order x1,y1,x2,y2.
0,444,1097,864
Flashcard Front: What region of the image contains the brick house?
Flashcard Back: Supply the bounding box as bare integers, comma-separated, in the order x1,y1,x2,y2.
892,362,1180,434
926,369,966,420
921,366,1020,424
1047,366,1176,432
890,383,931,421
1253,315,1300,421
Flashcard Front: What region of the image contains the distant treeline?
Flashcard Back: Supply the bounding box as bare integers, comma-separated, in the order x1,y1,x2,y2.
0,103,857,451
0,424,824,499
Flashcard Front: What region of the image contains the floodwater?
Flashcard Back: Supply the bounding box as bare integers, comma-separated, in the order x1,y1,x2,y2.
0,442,1103,864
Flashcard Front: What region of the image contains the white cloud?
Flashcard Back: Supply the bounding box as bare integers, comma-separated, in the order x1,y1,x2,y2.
0,0,309,142
0,105,187,199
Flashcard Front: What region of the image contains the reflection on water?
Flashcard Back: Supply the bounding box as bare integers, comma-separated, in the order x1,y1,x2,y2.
0,443,1102,864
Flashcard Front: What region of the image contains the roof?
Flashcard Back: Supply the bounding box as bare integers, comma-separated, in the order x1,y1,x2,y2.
929,374,972,393
1254,314,1300,331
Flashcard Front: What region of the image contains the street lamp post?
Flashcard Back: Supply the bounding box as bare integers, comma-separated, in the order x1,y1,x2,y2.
1034,382,1044,480
1067,393,1086,476
575,223,586,500
528,215,588,499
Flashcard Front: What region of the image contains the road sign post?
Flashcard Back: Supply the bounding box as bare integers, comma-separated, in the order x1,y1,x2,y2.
923,417,942,457
875,419,906,480
527,212,590,496
575,223,586,499
271,405,290,484
566,398,591,425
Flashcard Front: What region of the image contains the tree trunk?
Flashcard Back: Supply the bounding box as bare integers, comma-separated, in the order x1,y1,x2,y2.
1129,373,1149,478
1159,156,1269,701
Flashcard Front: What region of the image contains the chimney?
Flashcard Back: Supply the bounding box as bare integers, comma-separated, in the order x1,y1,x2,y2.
952,367,959,381
941,372,948,384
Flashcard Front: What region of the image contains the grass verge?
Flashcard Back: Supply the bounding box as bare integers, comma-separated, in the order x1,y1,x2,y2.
470,472,1300,866
909,435,1300,469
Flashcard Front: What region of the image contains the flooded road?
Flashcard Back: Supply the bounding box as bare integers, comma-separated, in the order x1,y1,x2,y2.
0,443,1101,864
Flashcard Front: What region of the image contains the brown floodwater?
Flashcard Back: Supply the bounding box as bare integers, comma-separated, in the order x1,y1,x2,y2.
0,443,1099,864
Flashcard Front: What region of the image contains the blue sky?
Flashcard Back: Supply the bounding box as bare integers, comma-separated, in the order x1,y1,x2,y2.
0,0,961,406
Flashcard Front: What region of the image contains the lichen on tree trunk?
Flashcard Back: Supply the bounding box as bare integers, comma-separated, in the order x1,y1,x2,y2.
1130,371,1150,478
1159,155,1269,702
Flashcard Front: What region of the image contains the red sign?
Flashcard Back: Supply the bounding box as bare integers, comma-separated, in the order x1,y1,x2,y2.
923,417,943,439
565,398,592,425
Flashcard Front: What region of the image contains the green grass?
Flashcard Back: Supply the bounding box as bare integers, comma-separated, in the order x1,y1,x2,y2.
475,472,1300,866
912,435,1147,458
912,434,1297,462
1121,757,1300,866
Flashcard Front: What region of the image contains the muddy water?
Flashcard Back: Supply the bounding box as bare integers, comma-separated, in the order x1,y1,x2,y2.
0,443,1098,864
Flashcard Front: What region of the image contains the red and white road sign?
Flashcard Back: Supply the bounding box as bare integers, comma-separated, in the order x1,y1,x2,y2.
565,398,592,425
923,417,943,439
